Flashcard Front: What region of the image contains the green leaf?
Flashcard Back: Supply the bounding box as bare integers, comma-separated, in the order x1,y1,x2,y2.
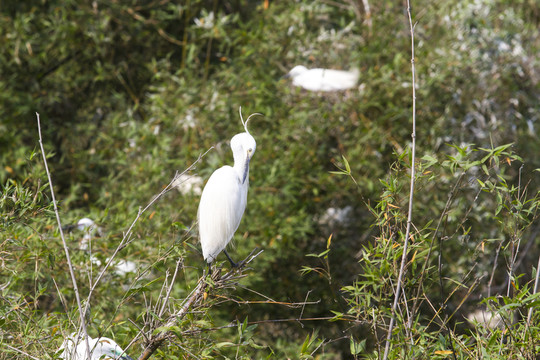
342,155,351,173
350,338,366,355
215,341,236,348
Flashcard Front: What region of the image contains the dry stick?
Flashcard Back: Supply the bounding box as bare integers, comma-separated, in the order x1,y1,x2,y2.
3,344,42,360
382,3,417,359
526,255,540,327
498,170,529,352
361,0,372,34
36,112,92,359
499,237,522,352
158,258,183,318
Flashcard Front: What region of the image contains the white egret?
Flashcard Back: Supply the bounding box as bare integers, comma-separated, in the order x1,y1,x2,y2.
197,108,260,266
62,217,101,250
58,333,133,360
76,217,97,231
466,309,503,330
317,206,353,228
284,65,360,92
66,218,138,276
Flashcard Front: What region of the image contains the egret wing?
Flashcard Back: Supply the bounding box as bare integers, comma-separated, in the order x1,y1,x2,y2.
198,166,247,262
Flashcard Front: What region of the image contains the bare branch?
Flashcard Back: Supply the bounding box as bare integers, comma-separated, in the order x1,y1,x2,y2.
36,112,92,358
526,254,540,327
2,343,43,360
382,2,418,358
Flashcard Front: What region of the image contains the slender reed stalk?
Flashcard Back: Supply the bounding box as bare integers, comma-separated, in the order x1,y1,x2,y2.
36,112,91,358
382,2,416,358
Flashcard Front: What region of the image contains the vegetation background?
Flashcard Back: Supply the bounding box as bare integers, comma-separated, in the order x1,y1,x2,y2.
1,0,539,358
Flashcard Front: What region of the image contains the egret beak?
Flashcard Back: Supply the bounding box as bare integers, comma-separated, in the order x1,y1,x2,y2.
242,155,251,184
281,73,291,80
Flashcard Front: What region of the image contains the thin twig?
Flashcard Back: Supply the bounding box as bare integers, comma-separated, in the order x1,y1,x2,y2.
2,344,42,360
382,2,417,358
159,258,183,317
181,316,356,337
36,112,91,358
526,255,540,327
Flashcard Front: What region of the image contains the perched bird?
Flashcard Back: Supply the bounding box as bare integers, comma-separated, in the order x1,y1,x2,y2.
284,65,359,92
58,333,133,360
197,108,259,266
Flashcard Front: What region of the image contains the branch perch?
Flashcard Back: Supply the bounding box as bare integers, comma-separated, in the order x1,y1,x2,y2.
136,249,263,360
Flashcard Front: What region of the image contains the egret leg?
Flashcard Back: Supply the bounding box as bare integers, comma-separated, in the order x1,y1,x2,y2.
223,250,238,267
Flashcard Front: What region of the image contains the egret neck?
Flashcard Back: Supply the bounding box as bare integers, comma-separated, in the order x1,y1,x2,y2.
231,133,254,184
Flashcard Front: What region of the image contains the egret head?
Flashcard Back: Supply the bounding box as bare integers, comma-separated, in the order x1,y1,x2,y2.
231,108,261,183
62,217,96,233
76,217,95,231
231,132,256,161
284,65,308,79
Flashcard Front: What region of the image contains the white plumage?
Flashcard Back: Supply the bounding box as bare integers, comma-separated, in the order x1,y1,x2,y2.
58,333,133,360
285,65,360,92
197,110,258,265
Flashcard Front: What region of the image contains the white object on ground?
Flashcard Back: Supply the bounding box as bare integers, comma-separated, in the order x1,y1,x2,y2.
58,333,133,360
284,65,360,92
197,109,259,265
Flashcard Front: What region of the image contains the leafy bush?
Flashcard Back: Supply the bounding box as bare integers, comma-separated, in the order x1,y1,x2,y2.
1,0,539,358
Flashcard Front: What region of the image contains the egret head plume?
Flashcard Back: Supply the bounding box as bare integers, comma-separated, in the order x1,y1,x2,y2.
238,106,262,135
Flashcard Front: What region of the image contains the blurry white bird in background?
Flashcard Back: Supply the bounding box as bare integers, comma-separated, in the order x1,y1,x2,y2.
284,65,360,92
172,173,204,195
58,333,133,360
197,108,260,266
63,217,101,250
466,309,504,330
75,217,97,231
65,218,138,276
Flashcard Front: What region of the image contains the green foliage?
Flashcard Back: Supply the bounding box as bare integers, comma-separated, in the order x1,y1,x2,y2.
340,144,540,358
1,0,539,358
